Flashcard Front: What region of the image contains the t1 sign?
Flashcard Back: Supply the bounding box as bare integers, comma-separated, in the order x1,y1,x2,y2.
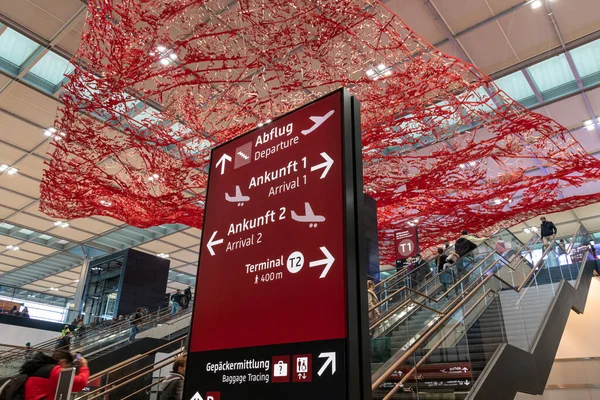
395,226,419,260
184,89,371,400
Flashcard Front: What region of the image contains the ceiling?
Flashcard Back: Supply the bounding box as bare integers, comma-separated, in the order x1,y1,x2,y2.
0,0,599,299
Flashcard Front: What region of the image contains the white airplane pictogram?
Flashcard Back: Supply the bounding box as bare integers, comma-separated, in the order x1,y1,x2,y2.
225,185,250,206
301,110,335,135
291,202,325,228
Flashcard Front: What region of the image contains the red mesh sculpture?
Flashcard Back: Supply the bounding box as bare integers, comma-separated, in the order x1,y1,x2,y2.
40,0,600,263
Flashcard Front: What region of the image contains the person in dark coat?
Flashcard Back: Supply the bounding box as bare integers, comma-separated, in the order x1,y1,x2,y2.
160,356,186,400
540,216,557,247
183,286,192,309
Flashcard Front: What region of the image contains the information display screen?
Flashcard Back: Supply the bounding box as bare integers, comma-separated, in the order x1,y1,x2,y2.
184,89,369,400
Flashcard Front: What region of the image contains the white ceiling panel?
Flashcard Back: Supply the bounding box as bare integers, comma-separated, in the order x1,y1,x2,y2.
0,188,33,209
47,227,94,242
55,270,81,280
0,174,40,198
0,112,47,151
137,240,181,254
5,250,43,262
7,212,53,232
161,232,201,248
175,265,198,275
387,0,447,44
66,218,116,234
13,155,48,181
170,249,199,263
0,263,16,272
431,0,492,33
0,254,29,267
17,242,56,256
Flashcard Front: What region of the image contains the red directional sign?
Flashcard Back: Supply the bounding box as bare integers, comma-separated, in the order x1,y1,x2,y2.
395,227,419,260
184,89,371,400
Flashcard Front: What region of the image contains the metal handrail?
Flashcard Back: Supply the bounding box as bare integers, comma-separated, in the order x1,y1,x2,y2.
373,227,589,398
0,301,191,365
368,253,513,332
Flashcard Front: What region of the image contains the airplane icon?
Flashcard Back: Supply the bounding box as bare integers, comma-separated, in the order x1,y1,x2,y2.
301,110,335,135
225,185,250,206
291,202,325,228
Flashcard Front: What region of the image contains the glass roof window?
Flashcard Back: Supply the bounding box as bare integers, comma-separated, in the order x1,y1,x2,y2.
570,38,600,80
0,28,39,68
26,51,74,86
527,53,575,92
494,72,535,101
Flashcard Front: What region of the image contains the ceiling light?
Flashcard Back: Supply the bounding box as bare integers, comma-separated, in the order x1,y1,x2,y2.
524,228,531,233
159,58,171,66
100,200,112,207
156,45,167,52
366,69,375,77
531,226,539,232
469,161,477,166
157,253,170,258
265,119,272,124
74,279,79,283
54,221,69,228
531,0,542,9
0,164,18,175
383,70,392,77
459,164,466,168
258,122,264,128
169,53,177,60
377,64,386,71
6,245,19,251
50,287,59,291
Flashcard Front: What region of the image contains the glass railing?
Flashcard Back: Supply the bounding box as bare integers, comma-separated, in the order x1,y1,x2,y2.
0,300,193,378
372,224,593,399
369,229,524,333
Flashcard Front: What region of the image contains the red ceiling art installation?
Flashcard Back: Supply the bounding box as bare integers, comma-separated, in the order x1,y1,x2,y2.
40,0,600,263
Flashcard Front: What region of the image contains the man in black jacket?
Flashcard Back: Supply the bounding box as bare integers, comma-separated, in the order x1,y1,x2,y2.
540,216,557,247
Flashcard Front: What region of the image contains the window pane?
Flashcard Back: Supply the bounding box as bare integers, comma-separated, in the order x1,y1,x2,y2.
527,54,575,92
570,39,600,78
0,28,39,67
494,72,535,100
28,51,74,85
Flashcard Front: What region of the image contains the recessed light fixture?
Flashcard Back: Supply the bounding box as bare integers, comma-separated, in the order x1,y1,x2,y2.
6,245,19,251
99,200,112,207
54,221,69,228
583,117,600,131
469,161,477,166
0,164,18,175
366,69,375,77
367,64,393,80
531,0,542,9
159,58,171,66
459,164,466,168
156,45,167,52
169,53,177,60
44,127,66,140
157,253,170,258
148,173,160,181
377,63,386,71
50,287,59,291
73,279,80,283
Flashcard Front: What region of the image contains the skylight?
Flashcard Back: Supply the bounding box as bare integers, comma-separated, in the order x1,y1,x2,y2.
527,53,575,92
0,28,39,67
27,51,74,85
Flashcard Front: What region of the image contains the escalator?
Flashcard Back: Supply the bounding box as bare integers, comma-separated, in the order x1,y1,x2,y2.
0,299,193,379
370,229,537,379
371,224,596,399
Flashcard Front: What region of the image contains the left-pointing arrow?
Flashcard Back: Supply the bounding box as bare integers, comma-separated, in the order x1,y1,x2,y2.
317,352,336,376
215,153,232,175
310,152,334,179
206,231,224,256
309,246,335,278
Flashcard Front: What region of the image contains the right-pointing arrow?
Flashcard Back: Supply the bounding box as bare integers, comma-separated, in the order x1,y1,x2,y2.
317,352,336,377
206,231,224,256
309,246,335,278
310,152,334,179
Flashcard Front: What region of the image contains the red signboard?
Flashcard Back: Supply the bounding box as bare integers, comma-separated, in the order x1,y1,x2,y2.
395,227,419,260
184,89,370,400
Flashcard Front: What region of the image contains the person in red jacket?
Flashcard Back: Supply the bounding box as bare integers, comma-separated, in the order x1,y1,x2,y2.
21,349,90,400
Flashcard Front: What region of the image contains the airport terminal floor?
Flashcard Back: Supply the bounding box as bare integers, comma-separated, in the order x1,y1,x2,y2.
1,0,600,399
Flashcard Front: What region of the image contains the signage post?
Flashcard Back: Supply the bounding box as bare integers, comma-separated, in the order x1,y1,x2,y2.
183,89,370,400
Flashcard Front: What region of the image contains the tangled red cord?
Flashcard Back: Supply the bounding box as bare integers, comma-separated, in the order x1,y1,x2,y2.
40,0,600,263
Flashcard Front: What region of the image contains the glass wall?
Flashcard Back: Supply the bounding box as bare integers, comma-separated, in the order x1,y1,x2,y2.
0,285,69,323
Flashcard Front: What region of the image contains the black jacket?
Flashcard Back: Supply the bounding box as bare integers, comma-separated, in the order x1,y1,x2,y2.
454,237,478,257
540,221,557,237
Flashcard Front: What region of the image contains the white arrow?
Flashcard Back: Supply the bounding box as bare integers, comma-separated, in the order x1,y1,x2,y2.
215,153,232,175
206,231,224,256
309,246,335,278
310,152,334,179
317,352,336,376
191,393,203,400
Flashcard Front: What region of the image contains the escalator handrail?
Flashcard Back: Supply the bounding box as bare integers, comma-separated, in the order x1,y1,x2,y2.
517,226,589,304
0,300,189,364
372,229,588,396
368,251,517,332
369,227,513,312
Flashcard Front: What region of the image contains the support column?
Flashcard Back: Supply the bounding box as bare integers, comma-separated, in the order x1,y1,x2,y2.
66,256,90,324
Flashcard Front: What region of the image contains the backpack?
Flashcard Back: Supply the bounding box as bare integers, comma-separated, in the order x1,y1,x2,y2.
0,374,27,400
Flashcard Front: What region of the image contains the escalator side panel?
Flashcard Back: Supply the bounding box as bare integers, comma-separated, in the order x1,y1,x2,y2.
88,337,169,376
468,258,596,400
